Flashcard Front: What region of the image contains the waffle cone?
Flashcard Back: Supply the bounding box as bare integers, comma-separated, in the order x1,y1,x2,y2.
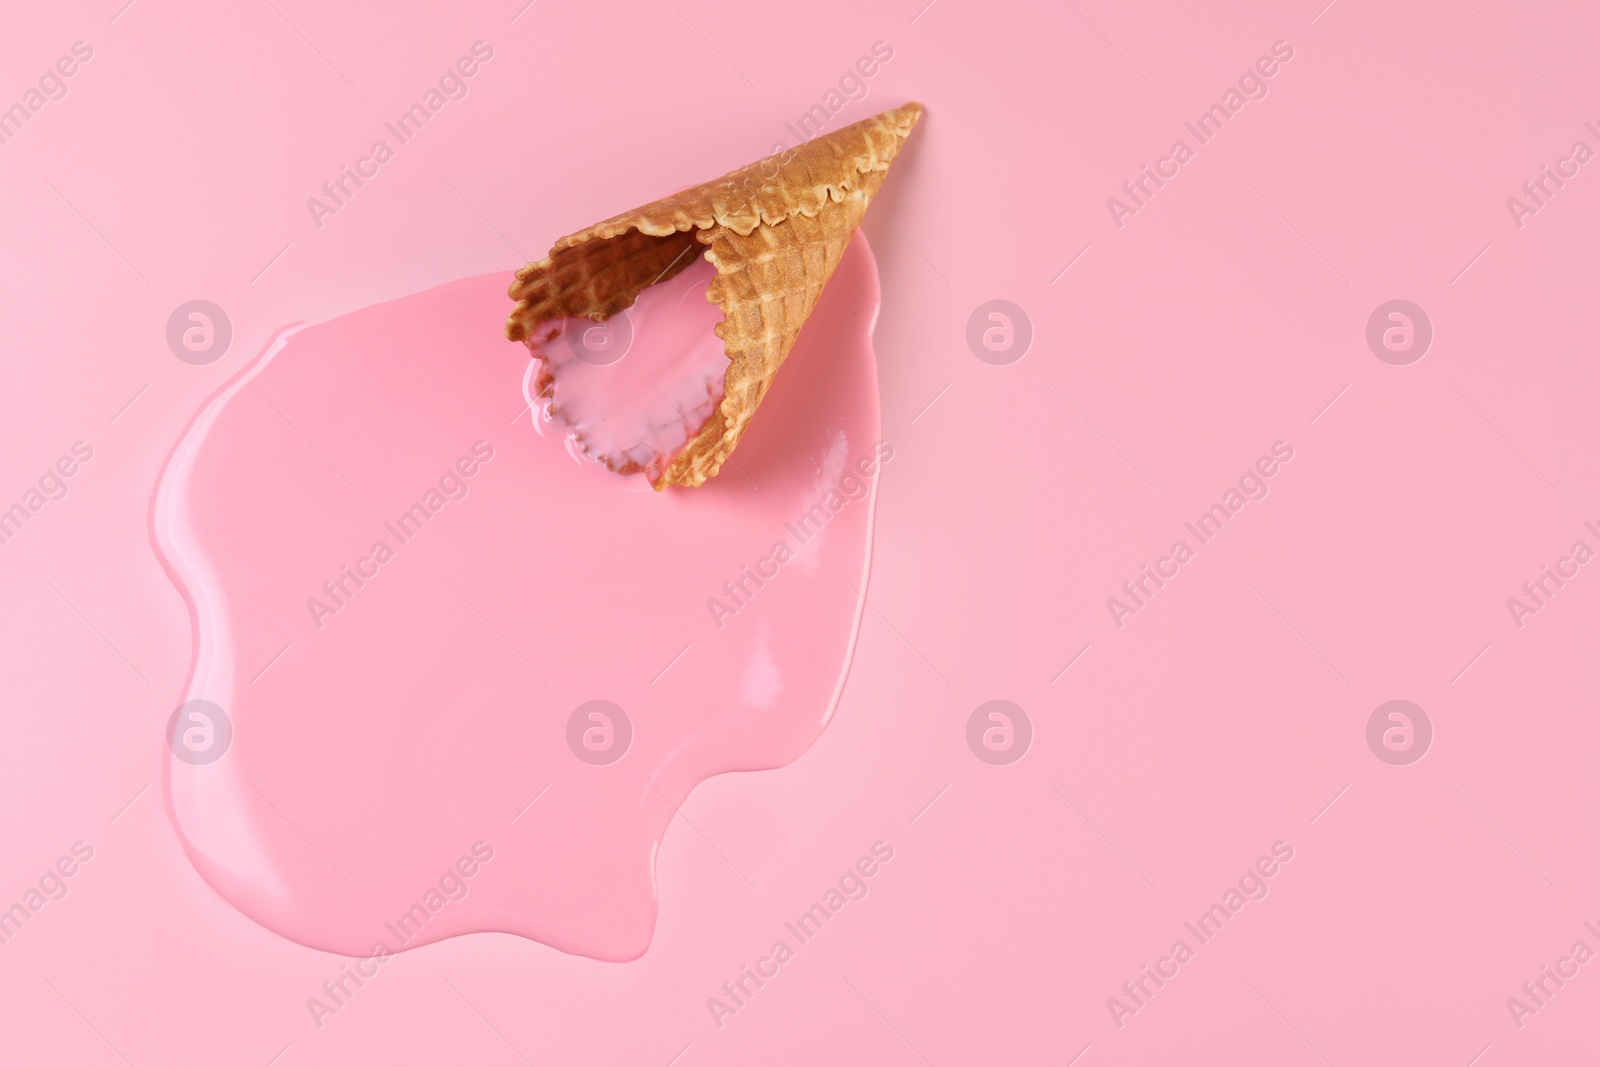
506,102,923,489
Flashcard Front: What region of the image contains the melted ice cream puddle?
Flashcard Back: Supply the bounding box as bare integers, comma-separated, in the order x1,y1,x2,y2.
528,255,726,481
153,236,886,962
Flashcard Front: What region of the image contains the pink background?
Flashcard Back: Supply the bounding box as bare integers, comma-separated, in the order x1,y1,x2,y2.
3,0,1598,1063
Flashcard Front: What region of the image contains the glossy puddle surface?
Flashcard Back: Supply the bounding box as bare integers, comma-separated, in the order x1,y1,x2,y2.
155,235,883,961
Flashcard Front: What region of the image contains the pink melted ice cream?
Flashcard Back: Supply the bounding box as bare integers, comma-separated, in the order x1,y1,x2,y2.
153,235,884,961
526,254,727,482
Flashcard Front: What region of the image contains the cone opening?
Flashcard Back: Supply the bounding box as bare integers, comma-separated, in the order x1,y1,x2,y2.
520,227,736,487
